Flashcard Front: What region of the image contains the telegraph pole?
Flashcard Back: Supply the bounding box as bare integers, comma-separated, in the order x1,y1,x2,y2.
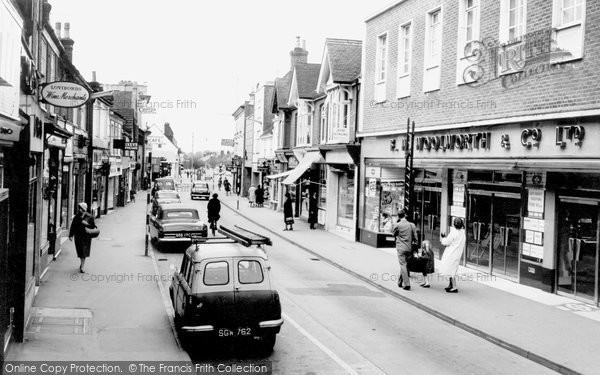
191,132,194,177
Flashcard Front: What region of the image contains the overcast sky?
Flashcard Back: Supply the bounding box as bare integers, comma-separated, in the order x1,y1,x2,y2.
49,0,393,152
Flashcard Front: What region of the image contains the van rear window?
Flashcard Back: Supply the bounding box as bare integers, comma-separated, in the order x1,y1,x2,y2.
238,260,264,284
204,261,229,286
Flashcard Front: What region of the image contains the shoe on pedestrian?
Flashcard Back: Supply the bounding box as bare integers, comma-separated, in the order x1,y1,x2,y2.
420,283,430,288
283,228,288,231
446,288,458,293
402,286,411,291
79,268,84,273
444,286,452,291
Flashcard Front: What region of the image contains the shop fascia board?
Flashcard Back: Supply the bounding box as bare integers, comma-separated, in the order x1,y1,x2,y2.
356,108,600,139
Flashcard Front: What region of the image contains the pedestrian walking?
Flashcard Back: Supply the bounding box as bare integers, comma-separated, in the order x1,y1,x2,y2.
283,192,294,231
439,217,466,293
68,202,97,273
308,191,318,229
218,177,222,191
248,185,257,207
392,209,418,290
130,189,136,203
207,193,221,236
255,185,264,207
224,178,231,196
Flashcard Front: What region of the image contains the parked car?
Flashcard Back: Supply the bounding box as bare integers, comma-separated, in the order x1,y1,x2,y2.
154,177,176,191
190,181,210,200
151,190,181,216
170,226,281,352
149,203,208,243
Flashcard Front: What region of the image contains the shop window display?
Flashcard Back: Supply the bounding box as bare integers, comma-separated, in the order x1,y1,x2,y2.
363,179,404,233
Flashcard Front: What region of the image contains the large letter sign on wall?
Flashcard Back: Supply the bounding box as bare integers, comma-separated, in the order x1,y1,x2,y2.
41,81,90,108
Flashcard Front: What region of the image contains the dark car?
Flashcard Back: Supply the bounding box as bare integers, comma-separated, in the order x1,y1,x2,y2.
151,190,181,216
149,203,208,243
190,181,210,200
170,226,281,352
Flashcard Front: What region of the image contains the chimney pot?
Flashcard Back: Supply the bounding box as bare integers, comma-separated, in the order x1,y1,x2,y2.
55,22,62,38
296,36,301,48
92,71,97,82
64,22,70,39
302,39,306,50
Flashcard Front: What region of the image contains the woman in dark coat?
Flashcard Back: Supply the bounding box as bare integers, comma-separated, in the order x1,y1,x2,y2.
308,192,318,229
69,202,96,273
207,193,221,236
283,192,294,231
255,185,264,207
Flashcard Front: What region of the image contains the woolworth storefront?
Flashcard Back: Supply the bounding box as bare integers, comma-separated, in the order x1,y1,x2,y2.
359,119,600,305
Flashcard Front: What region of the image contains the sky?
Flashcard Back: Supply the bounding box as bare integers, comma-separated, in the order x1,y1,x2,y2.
49,0,394,153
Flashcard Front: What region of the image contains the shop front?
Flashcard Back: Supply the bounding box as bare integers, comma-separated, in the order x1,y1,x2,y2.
401,119,600,305
281,150,324,221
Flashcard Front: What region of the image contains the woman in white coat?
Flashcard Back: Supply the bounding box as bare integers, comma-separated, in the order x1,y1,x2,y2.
439,217,466,293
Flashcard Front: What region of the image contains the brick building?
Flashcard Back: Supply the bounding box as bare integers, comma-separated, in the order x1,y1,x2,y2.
359,0,600,304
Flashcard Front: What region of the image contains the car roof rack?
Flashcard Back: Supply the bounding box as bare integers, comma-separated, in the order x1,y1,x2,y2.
191,225,272,248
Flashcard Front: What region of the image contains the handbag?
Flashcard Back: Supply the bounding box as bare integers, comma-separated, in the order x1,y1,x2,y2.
85,226,100,238
285,217,294,224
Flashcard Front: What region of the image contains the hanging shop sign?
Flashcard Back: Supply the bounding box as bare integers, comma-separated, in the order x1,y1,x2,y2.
124,142,138,151
40,81,90,108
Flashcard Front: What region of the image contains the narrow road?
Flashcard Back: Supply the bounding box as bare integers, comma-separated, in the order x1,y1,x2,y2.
151,192,555,374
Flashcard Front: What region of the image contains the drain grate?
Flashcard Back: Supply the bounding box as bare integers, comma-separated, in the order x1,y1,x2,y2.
27,307,92,335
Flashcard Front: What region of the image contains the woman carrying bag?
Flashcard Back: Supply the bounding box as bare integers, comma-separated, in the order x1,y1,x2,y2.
69,202,99,273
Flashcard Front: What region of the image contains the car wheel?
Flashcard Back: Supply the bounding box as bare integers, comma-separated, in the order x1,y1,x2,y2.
261,332,276,354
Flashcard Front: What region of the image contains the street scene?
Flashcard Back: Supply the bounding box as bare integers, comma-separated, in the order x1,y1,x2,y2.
1,0,600,374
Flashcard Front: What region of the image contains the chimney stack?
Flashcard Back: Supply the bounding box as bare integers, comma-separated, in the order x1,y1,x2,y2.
55,22,62,38
60,22,75,63
290,36,308,70
89,71,102,92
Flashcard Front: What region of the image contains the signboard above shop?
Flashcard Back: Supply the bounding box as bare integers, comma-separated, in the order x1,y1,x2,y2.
40,81,90,108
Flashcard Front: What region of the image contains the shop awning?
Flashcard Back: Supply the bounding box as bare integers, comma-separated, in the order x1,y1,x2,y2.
281,151,324,185
45,122,73,138
266,170,293,179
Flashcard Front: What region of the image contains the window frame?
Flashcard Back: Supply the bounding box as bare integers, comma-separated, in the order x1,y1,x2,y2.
375,31,389,84
457,0,481,85
551,0,586,62
423,6,444,92
237,260,265,285
203,261,230,286
397,20,414,98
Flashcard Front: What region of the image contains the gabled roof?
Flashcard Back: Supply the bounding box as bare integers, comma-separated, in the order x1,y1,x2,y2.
317,39,362,91
273,71,293,112
295,63,321,99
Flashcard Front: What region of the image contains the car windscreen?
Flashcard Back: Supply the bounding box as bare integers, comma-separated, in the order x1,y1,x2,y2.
237,260,264,284
156,192,179,200
156,181,175,190
161,210,199,220
193,183,209,190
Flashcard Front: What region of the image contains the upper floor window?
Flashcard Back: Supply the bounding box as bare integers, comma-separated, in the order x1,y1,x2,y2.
341,90,350,129
552,0,585,62
376,33,388,82
320,104,327,143
561,0,583,25
424,7,443,92
397,21,413,98
508,0,526,40
428,10,442,62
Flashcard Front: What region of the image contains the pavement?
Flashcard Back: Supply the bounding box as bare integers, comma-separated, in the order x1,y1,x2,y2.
5,192,189,362
218,193,600,375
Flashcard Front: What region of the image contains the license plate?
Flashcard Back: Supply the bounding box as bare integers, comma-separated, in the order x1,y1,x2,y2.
218,328,253,337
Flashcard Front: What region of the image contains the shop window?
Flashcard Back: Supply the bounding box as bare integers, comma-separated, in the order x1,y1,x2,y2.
469,170,493,182
319,169,327,209
363,178,404,233
337,171,355,229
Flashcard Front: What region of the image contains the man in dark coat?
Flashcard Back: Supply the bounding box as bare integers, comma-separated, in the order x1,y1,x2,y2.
207,193,221,236
69,202,96,273
308,192,318,229
255,185,264,207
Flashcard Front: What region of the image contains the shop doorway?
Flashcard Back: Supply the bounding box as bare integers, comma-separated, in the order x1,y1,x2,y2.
556,197,599,304
467,192,521,279
415,188,442,259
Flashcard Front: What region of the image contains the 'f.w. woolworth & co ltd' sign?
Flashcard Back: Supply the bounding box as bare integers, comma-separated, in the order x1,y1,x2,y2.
40,81,90,108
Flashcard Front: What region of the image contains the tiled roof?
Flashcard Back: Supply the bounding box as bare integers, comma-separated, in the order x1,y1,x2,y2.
326,39,362,83
295,63,321,99
274,71,293,109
